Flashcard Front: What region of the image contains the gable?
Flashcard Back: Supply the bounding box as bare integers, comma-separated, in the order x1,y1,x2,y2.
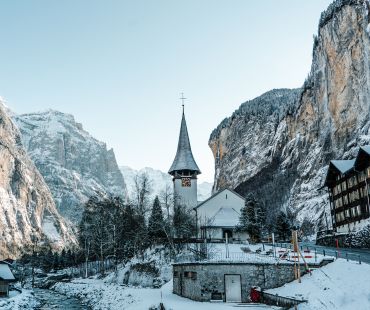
195,188,245,221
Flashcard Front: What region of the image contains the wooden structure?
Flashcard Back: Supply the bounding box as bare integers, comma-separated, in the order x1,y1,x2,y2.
324,146,370,234
0,262,15,297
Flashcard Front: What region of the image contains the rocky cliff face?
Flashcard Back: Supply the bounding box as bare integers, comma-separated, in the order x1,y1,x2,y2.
0,103,76,258
210,0,370,228
13,110,128,224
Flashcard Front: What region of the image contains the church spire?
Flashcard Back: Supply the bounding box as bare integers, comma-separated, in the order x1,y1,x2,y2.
168,100,201,176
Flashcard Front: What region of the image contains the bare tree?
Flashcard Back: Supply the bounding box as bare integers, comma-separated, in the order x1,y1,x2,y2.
160,184,173,220
132,172,153,218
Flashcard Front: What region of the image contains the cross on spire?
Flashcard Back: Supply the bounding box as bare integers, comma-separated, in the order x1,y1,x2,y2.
180,92,187,113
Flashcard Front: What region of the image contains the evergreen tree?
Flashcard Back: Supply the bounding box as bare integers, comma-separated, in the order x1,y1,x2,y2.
173,204,196,239
148,196,166,241
275,211,292,241
237,194,265,242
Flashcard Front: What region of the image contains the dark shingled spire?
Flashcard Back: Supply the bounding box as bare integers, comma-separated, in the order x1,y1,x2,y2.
168,109,201,176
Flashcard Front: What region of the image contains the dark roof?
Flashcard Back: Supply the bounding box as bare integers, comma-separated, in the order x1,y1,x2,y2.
194,188,245,210
331,160,355,174
0,263,15,281
168,111,201,175
354,146,370,171
324,160,355,187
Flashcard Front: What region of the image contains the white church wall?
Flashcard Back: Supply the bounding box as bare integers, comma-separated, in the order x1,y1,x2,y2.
196,189,245,226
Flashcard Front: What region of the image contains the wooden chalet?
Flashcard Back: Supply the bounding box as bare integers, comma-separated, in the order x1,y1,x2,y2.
325,146,370,233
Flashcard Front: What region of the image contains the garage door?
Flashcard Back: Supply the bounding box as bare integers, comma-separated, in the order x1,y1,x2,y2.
224,274,242,302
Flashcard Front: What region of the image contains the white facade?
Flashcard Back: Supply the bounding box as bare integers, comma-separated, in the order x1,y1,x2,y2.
195,189,247,241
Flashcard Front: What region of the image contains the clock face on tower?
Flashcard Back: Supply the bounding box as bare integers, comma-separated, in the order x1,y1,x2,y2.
181,177,191,187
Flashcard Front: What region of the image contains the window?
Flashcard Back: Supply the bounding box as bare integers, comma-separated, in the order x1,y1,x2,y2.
343,195,348,205
367,167,370,178
184,271,197,280
345,209,350,218
335,198,343,208
173,271,179,278
359,171,366,182
337,184,342,194
357,205,362,216
336,212,345,223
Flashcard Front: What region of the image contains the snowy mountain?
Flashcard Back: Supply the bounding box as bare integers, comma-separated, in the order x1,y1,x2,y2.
0,102,76,258
13,110,128,224
120,166,213,202
210,0,370,232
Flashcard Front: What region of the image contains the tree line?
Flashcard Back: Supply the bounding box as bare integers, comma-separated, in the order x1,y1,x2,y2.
236,193,314,242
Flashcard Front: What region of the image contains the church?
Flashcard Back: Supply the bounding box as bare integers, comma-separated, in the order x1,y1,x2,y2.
168,105,248,242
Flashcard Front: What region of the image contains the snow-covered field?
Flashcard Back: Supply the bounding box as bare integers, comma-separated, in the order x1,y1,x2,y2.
268,258,370,310
49,242,370,310
0,289,39,310
52,258,370,310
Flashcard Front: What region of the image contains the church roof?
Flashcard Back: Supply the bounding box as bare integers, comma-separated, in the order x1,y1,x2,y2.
194,188,245,210
168,110,201,175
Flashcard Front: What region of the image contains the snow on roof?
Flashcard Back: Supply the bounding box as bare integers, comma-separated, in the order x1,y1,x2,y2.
331,159,355,174
194,188,245,210
207,207,240,227
168,111,201,175
360,145,370,155
0,263,15,281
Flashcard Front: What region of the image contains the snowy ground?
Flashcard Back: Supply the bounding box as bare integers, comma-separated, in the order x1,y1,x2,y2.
53,279,278,310
267,258,370,310
206,243,330,265
53,257,370,310
48,243,368,310
0,289,39,310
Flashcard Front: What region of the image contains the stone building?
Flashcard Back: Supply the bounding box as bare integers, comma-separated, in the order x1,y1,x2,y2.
173,261,305,303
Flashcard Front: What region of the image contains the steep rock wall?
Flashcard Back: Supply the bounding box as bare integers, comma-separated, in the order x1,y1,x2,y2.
210,0,370,229
13,110,128,224
0,103,76,258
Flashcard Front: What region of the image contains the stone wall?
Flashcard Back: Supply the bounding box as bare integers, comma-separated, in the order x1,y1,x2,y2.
173,262,306,303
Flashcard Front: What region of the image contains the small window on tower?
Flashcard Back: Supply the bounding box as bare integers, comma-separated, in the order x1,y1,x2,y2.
181,177,191,187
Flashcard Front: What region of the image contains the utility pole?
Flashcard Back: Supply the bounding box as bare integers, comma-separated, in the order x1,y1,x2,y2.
292,230,301,283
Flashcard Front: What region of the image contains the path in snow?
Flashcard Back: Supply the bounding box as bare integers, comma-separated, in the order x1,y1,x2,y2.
34,288,89,310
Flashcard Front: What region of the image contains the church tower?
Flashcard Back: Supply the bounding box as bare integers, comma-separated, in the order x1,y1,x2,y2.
168,106,201,209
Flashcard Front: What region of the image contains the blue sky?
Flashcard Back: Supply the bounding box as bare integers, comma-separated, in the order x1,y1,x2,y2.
0,0,332,182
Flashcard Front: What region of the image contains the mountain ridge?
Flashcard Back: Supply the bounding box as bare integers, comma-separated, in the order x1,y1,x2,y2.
13,110,128,225
209,0,370,231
